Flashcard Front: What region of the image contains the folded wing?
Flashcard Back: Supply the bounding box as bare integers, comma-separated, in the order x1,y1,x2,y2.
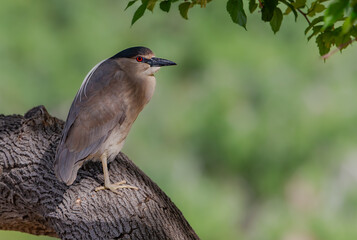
54,59,127,185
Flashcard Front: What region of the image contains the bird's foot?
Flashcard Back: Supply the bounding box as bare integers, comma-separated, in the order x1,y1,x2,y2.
95,180,139,194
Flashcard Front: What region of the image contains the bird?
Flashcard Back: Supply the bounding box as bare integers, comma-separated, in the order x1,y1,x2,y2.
54,46,176,194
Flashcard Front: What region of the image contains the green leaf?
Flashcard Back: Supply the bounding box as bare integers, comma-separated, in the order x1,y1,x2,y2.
307,25,323,41
280,0,298,21
125,0,137,10
330,26,350,50
314,3,325,13
316,33,331,55
323,0,349,29
262,0,278,22
131,0,149,25
305,16,324,35
147,0,158,12
342,16,353,34
342,4,357,33
352,8,357,22
284,7,291,15
249,0,258,13
292,0,306,9
351,26,357,37
336,35,351,50
160,0,171,12
307,2,325,17
227,0,247,29
353,3,357,21
179,2,191,20
270,7,283,34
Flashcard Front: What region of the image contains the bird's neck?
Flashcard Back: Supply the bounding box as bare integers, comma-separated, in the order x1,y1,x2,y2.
124,74,156,113
140,75,156,105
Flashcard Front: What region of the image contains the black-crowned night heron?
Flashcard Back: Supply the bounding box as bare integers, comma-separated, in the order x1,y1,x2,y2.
54,46,176,194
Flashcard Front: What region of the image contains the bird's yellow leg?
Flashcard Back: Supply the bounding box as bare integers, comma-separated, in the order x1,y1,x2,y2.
95,152,139,194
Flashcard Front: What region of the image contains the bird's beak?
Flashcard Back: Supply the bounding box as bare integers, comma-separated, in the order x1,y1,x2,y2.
149,57,176,67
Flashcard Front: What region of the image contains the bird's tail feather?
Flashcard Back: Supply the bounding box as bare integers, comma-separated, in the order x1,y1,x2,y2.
54,148,83,185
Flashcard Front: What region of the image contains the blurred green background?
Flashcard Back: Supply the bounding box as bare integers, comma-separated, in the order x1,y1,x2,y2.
1,0,357,239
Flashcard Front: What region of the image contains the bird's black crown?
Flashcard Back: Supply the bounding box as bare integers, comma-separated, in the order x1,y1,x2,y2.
110,47,153,59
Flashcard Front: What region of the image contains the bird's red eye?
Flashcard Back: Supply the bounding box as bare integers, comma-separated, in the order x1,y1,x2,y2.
136,56,143,62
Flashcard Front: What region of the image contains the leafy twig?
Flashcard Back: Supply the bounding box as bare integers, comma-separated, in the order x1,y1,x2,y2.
297,8,311,25
322,38,356,60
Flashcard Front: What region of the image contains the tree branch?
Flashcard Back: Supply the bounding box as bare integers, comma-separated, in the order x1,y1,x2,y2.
297,9,311,25
322,38,357,60
0,105,199,240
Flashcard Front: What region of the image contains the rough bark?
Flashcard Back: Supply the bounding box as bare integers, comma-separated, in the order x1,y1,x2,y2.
0,105,199,240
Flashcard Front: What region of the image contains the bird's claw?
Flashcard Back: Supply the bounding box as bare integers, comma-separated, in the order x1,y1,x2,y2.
95,180,139,194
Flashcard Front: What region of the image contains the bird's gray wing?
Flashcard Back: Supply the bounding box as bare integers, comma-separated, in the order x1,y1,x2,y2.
54,59,127,185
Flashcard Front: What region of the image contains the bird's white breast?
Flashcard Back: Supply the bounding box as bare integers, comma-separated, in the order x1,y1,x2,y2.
143,76,156,104
98,123,130,162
